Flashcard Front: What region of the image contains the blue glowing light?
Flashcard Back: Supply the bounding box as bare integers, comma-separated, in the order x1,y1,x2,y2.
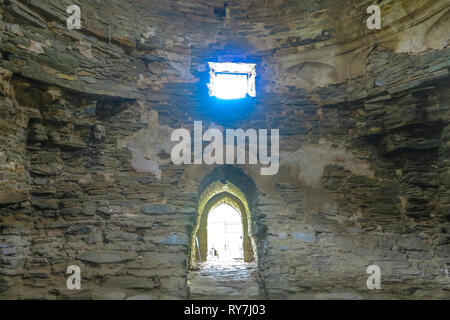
213,73,248,100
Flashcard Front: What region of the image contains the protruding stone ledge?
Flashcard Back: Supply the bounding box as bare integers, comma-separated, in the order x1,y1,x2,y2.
76,252,136,264
141,204,176,215
0,189,29,204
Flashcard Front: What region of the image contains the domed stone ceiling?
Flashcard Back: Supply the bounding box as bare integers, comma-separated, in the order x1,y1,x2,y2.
0,0,448,300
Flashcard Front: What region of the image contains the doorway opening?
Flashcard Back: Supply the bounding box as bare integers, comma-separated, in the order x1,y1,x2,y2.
189,180,255,266
207,203,243,261
187,166,265,299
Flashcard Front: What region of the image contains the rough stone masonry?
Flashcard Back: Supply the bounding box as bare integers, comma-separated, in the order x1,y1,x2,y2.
0,0,449,300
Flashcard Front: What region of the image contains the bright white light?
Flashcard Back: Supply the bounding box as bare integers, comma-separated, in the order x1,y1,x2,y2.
214,74,248,100
208,62,256,100
207,204,243,261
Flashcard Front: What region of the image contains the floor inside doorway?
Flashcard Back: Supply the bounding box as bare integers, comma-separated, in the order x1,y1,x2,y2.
188,260,263,300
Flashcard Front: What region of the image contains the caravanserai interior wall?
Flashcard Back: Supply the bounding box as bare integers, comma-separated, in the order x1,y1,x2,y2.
0,0,449,299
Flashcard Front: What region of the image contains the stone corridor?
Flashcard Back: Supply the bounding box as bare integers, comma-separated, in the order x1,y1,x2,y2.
188,260,263,300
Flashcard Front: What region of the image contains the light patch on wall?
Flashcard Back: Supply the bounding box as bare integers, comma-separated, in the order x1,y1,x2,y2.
208,62,256,100
281,140,375,187
129,148,162,179
117,106,174,180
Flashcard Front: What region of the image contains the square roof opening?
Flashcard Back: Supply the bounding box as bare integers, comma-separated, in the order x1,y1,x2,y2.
207,62,256,100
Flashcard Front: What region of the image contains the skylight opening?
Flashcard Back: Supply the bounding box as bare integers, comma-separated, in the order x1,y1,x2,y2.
208,62,256,100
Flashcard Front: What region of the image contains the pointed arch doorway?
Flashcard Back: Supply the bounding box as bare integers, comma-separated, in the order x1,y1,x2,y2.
187,166,264,300
207,203,244,261
190,181,255,265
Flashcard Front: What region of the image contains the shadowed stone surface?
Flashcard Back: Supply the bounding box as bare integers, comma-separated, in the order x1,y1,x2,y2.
188,260,263,300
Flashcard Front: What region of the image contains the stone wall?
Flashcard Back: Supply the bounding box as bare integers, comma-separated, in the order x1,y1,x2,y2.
0,0,448,299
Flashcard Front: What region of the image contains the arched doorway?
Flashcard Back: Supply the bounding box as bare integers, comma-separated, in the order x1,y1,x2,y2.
207,203,244,261
187,166,265,299
190,180,256,265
